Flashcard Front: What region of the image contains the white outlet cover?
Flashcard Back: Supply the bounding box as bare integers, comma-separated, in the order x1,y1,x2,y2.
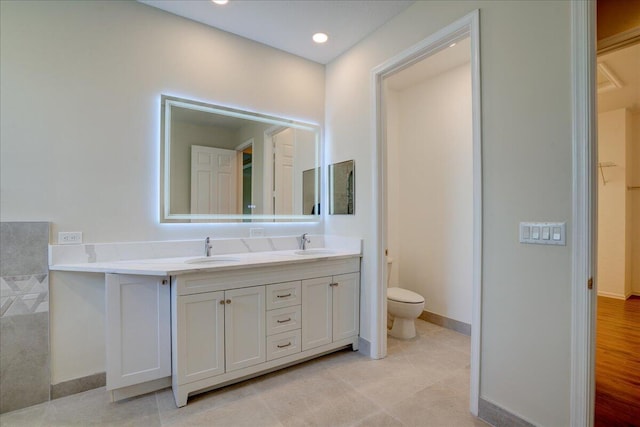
58,232,83,245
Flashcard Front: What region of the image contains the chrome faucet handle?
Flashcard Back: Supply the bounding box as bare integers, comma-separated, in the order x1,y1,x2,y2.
300,233,311,250
205,237,213,257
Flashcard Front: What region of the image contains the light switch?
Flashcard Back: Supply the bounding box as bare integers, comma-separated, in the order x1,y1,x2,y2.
519,222,566,246
531,226,540,239
542,227,550,240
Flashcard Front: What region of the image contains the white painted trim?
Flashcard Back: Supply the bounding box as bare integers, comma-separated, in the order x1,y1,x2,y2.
596,291,628,300
597,26,640,54
371,10,482,416
570,1,597,427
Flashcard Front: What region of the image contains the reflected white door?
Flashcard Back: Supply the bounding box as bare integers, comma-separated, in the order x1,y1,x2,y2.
191,145,237,215
273,129,295,215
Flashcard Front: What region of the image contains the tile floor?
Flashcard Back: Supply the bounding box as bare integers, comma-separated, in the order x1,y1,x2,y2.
0,320,488,426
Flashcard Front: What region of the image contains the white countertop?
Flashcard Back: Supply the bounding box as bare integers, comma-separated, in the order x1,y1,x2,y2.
49,248,362,276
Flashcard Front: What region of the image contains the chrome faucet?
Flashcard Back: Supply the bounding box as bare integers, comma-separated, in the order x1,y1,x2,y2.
204,237,213,257
300,233,310,250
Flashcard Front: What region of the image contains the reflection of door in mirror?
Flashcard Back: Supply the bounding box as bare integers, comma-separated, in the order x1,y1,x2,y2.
235,139,254,219
190,146,237,217
273,128,295,215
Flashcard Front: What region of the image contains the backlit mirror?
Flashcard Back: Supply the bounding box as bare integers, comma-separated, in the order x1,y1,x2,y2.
160,95,321,222
329,160,355,215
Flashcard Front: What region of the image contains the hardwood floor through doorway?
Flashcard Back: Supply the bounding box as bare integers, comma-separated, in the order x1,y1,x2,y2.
595,295,640,426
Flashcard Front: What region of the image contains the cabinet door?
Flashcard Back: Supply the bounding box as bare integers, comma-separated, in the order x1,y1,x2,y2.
225,286,266,372
106,274,171,390
332,273,360,341
176,291,225,385
301,277,332,351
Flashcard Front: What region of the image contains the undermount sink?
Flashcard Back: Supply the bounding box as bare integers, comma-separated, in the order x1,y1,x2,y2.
184,256,242,264
293,249,336,256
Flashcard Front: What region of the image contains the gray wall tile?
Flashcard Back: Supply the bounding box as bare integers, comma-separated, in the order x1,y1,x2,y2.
0,312,50,413
0,222,49,277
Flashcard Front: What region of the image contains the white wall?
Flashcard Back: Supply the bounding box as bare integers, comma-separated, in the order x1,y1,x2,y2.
325,1,572,425
597,109,631,299
387,63,473,324
0,1,325,384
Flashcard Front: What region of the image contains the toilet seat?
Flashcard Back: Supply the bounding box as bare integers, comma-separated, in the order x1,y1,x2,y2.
387,287,424,304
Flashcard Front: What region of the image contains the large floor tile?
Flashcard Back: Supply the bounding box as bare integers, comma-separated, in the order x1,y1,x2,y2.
45,387,160,426
0,319,483,426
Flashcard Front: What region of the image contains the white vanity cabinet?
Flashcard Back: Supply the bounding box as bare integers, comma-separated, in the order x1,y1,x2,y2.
105,274,172,401
301,272,360,351
170,256,360,407
174,286,265,387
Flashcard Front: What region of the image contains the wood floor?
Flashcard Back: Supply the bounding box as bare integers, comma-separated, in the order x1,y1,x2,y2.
595,295,640,427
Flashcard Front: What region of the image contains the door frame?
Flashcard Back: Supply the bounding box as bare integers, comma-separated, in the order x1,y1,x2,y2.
372,9,482,415
570,1,597,426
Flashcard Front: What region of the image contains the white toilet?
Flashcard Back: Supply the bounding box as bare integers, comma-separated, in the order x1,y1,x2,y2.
386,257,425,339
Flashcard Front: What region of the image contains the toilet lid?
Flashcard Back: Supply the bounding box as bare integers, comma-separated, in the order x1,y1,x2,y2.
387,287,424,304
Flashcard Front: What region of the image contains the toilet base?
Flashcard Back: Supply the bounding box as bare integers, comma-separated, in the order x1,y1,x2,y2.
389,317,417,339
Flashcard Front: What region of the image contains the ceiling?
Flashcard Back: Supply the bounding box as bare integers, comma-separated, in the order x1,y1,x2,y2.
138,0,414,64
597,42,640,113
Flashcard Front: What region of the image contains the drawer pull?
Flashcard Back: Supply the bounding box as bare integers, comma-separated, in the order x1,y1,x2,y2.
277,342,292,349
329,282,338,287
276,293,292,298
276,318,292,324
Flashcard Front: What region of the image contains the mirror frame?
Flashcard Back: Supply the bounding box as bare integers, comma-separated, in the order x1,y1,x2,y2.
160,95,322,223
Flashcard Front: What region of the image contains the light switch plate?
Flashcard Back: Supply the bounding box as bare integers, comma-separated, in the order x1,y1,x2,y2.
519,222,565,246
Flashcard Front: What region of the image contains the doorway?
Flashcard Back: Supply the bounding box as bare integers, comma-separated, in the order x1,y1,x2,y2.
570,1,640,425
594,37,640,427
373,10,482,415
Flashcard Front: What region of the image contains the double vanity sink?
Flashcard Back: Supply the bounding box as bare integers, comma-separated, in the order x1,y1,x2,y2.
178,248,337,265
49,236,361,407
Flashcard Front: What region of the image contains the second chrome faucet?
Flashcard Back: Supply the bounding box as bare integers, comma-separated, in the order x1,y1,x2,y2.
300,233,310,250
204,236,213,257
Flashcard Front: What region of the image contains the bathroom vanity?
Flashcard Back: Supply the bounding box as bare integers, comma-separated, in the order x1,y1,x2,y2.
49,236,361,407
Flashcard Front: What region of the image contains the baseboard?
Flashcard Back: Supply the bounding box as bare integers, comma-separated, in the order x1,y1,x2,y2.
597,291,627,300
478,397,536,427
358,337,371,357
50,372,106,400
419,310,471,336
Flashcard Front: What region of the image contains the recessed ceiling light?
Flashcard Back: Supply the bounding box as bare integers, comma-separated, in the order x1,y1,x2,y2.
312,33,328,44
212,0,228,5
449,42,457,48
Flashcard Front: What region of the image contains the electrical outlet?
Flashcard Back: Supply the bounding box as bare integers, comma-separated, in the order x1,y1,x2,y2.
58,232,83,245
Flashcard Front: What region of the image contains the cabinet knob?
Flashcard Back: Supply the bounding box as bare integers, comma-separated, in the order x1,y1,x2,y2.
161,279,168,285
226,299,231,304
220,300,225,305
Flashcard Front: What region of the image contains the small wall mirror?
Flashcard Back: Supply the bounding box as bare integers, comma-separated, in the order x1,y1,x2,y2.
329,160,355,215
160,95,321,222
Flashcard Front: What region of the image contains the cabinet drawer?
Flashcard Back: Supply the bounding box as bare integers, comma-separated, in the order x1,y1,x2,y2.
266,330,301,361
266,305,301,336
266,281,301,310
